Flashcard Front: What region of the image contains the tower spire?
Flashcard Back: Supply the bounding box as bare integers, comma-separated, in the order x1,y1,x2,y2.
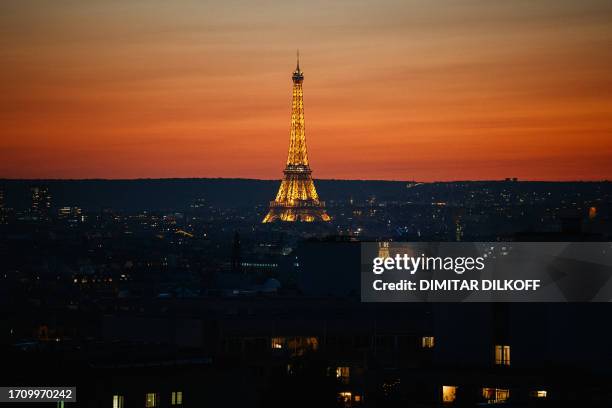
296,49,300,71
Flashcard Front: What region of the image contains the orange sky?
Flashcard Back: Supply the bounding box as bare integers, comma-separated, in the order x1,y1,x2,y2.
1,0,612,181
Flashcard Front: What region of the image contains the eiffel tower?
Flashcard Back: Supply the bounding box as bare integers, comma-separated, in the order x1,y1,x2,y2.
262,53,330,223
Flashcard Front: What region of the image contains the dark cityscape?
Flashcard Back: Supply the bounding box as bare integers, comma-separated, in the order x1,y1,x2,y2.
1,179,611,407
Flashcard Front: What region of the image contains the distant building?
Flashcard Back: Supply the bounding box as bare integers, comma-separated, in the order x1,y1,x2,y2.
31,186,51,220
0,188,5,223
58,206,85,223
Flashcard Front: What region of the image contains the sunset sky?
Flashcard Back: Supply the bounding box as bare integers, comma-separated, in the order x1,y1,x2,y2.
1,0,612,181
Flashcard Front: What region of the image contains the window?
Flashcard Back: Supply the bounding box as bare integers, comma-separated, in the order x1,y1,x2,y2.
336,366,350,384
271,337,285,349
113,395,124,408
422,336,435,348
287,336,319,355
531,390,547,398
145,393,158,407
57,402,64,408
272,336,319,356
442,385,457,403
338,391,352,408
171,391,183,405
483,388,510,403
494,345,510,366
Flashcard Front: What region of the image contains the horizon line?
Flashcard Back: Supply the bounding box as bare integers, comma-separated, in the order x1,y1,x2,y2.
0,177,610,183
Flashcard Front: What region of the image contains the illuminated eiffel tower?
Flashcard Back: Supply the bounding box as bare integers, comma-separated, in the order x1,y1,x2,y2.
262,53,330,223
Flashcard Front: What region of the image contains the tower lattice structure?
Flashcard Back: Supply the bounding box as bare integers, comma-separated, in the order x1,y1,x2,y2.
262,54,330,223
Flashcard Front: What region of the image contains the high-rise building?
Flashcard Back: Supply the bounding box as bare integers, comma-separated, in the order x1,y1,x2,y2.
262,53,330,223
31,186,52,220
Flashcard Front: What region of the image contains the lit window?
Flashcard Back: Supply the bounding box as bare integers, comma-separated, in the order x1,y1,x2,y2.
531,390,547,398
336,366,350,384
494,345,511,366
422,336,435,348
145,393,158,407
113,395,124,408
271,337,285,349
272,336,319,356
338,391,352,407
442,385,457,403
171,391,182,405
482,388,510,403
287,336,319,355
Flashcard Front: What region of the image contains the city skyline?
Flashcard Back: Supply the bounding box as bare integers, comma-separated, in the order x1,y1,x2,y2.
2,1,612,181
